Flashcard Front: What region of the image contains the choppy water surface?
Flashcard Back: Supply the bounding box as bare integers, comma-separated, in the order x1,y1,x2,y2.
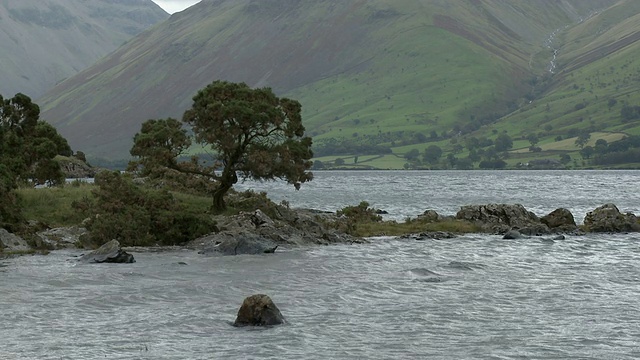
2,170,640,359
3,235,640,359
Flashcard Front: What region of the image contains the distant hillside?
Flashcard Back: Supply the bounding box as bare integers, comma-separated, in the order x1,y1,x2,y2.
472,0,640,169
39,0,631,165
0,0,168,98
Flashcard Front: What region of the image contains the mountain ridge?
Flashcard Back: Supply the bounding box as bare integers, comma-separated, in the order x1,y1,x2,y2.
0,0,168,97
37,0,636,166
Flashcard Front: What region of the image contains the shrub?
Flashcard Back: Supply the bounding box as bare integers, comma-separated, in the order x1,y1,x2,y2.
77,171,216,247
225,189,282,219
337,201,382,223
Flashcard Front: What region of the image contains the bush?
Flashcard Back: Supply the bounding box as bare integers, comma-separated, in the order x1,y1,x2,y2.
76,171,216,247
0,162,25,232
225,189,282,219
337,201,382,223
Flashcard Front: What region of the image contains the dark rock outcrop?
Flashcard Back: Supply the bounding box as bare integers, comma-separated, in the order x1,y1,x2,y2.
583,204,640,233
401,231,456,241
234,294,286,327
190,208,361,255
198,233,277,256
58,157,97,178
502,230,522,239
79,239,135,263
541,208,577,231
456,203,550,235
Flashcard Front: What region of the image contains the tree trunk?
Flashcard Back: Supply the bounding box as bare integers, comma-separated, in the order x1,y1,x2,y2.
212,183,231,212
211,169,238,213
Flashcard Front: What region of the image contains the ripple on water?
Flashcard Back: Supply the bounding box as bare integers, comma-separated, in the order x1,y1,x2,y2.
2,233,640,358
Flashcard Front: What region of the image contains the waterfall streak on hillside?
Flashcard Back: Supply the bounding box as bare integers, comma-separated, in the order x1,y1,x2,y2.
545,10,601,74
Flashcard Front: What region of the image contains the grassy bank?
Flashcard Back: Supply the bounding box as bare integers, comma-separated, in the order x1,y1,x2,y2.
348,218,483,238
16,183,94,227
16,182,213,228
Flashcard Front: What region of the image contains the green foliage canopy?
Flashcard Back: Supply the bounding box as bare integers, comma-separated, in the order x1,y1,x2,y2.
494,133,514,152
131,81,313,211
423,145,443,165
0,93,72,230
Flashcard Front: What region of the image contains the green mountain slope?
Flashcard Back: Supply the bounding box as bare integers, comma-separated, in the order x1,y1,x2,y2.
39,0,621,163
476,0,640,169
0,0,168,98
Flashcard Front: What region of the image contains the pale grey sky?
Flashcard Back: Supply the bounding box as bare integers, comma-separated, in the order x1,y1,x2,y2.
152,0,201,14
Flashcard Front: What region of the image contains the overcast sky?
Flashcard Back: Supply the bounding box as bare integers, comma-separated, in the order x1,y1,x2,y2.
152,0,201,14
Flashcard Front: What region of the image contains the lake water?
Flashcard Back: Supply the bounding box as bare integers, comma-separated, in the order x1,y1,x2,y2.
236,170,640,223
2,170,640,359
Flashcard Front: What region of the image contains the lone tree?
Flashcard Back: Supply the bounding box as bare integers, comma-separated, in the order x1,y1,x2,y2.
423,145,442,165
575,132,591,149
494,133,513,152
130,80,314,212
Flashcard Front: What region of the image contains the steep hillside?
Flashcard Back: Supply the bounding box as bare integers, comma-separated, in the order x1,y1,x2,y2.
0,0,168,98
39,0,614,161
481,0,640,169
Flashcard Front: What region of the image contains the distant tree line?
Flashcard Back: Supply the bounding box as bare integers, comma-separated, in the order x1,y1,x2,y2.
589,135,640,165
399,131,515,170
620,105,640,122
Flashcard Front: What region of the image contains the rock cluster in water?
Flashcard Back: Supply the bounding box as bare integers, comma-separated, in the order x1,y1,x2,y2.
451,203,639,236
456,203,551,235
2,203,639,258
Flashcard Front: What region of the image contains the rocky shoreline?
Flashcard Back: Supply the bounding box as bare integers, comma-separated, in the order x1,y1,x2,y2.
1,203,639,258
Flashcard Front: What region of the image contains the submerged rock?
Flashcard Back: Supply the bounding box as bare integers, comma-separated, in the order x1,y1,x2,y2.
402,231,456,241
583,204,640,233
406,268,445,283
502,230,522,239
234,294,286,327
79,240,135,263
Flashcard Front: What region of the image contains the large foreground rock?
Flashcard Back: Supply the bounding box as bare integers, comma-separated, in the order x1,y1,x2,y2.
79,240,135,263
455,204,549,234
583,204,640,233
0,229,31,252
234,294,286,327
